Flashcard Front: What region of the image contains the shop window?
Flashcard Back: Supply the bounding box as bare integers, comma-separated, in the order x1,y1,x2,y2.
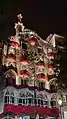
1,113,15,119
40,117,44,119
50,117,57,119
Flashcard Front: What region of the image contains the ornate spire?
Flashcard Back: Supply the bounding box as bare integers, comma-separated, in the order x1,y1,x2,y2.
17,13,23,23
15,13,24,34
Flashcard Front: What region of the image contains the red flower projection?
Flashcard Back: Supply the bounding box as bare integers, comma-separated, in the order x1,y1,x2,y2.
11,41,20,48
7,55,16,61
47,52,54,57
4,104,60,117
48,64,54,69
36,73,45,80
29,36,37,46
20,57,29,65
36,63,45,69
48,64,56,71
20,70,30,79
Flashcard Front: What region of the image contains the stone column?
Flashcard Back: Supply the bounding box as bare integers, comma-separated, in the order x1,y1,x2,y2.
45,80,50,90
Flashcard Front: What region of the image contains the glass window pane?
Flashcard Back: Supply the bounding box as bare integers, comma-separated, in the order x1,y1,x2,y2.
19,99,22,103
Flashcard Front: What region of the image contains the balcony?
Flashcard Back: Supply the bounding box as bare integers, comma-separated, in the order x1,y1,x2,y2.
4,104,60,117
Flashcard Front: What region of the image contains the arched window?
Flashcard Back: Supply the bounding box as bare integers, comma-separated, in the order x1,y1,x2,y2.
4,91,14,104
10,92,14,104
39,116,44,119
18,92,25,105
51,95,56,108
36,94,48,107
26,92,33,106
43,95,48,107
5,77,16,85
36,93,43,106
18,91,33,106
4,91,10,104
4,70,16,85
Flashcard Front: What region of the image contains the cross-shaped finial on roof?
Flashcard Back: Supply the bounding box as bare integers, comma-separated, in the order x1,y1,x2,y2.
15,13,24,31
17,13,23,22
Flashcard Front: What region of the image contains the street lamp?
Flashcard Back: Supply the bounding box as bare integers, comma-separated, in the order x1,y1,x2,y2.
58,99,62,119
58,99,62,106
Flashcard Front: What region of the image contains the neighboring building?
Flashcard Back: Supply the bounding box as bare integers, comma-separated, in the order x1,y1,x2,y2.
0,14,64,119
57,88,67,119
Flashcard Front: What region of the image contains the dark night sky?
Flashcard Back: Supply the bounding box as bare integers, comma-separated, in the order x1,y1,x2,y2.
0,0,67,84
0,0,67,39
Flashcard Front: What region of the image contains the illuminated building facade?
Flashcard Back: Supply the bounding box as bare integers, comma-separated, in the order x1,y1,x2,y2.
0,14,64,119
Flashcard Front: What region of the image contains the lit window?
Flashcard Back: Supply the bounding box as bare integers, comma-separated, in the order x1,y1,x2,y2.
63,95,66,102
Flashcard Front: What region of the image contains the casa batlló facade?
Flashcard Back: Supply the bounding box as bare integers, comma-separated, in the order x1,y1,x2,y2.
0,14,64,119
